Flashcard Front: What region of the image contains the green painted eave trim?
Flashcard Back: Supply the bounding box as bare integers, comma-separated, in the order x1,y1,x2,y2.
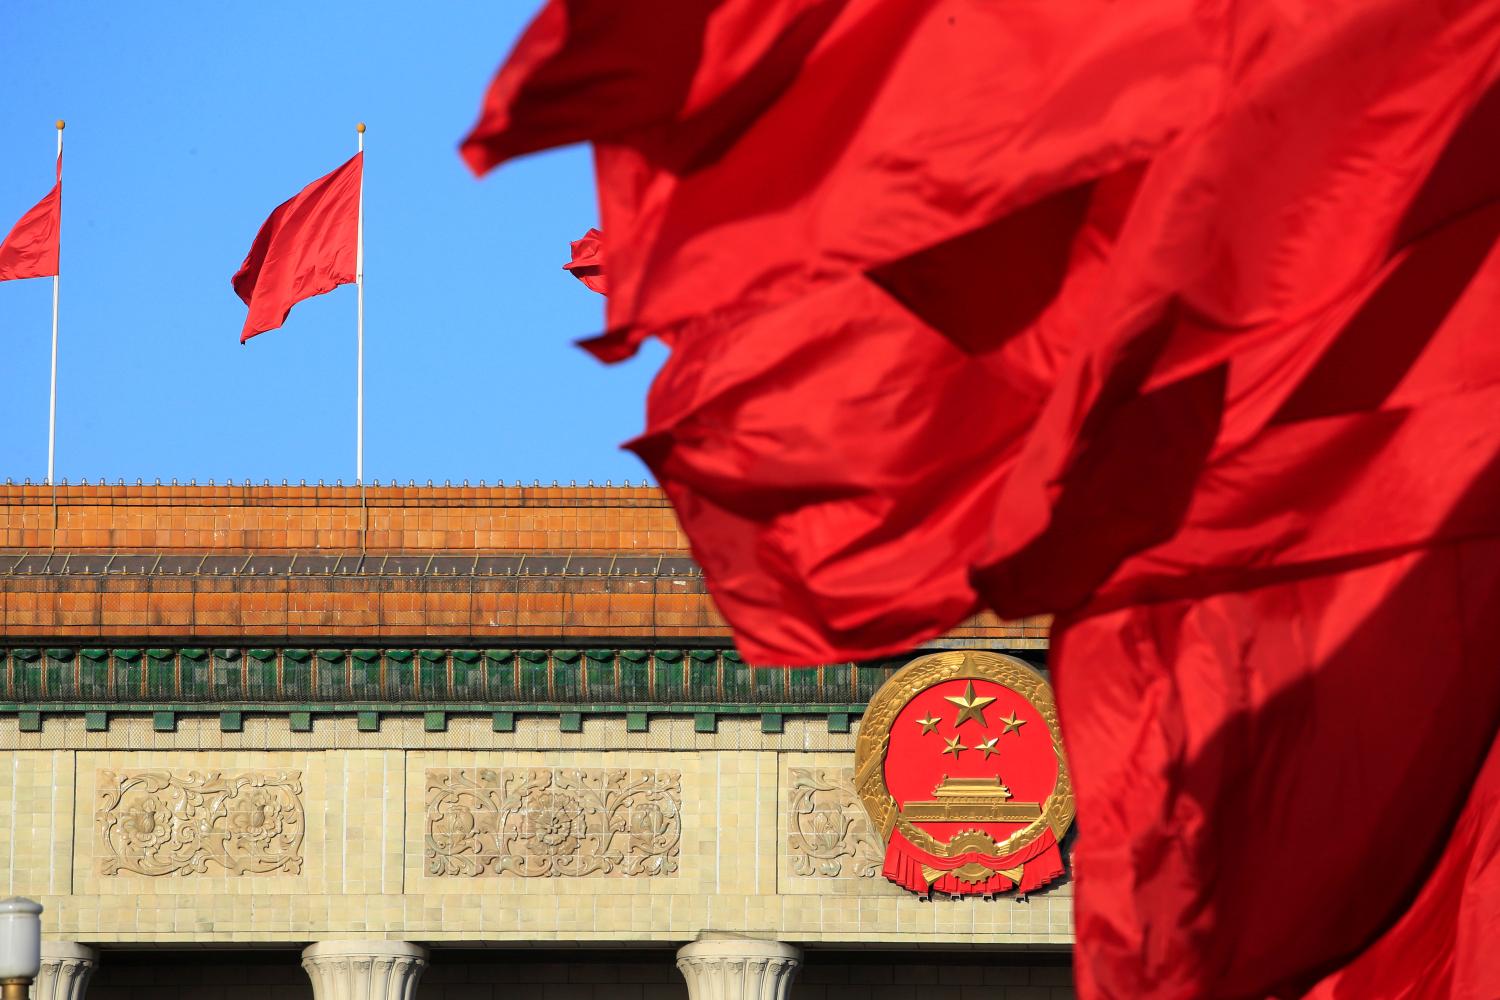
0,701,867,715
0,643,971,709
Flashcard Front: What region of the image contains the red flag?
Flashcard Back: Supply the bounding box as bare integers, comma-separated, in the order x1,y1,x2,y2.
1305,719,1500,999
233,152,361,344
563,227,606,293
464,0,1215,656
465,2,1500,996
463,0,1500,647
1056,541,1500,999
0,153,61,281
983,27,1500,988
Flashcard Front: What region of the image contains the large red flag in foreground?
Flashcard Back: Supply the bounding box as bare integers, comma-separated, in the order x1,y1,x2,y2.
0,153,61,282
464,2,1500,996
233,152,362,344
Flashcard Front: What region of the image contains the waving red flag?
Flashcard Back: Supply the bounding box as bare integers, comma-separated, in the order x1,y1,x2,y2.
233,152,361,344
0,152,61,282
563,227,605,293
465,1,1500,996
465,0,1217,657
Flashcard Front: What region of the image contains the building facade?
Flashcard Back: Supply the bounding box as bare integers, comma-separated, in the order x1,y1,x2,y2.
0,484,1072,999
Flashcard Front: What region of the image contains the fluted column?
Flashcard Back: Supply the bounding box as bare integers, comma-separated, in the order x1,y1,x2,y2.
33,943,97,1000
300,941,427,1000
676,935,802,1000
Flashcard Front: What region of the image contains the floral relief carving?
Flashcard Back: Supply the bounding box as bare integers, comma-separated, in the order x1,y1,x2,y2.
96,769,304,876
787,766,883,877
425,767,681,878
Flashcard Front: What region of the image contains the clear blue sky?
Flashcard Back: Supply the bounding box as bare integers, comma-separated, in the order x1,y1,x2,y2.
0,1,666,486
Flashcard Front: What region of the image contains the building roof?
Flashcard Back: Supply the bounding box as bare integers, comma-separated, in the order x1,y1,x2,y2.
0,484,1048,648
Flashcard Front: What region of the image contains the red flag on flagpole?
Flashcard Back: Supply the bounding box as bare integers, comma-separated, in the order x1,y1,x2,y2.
233,152,362,344
463,1,1500,997
0,152,60,282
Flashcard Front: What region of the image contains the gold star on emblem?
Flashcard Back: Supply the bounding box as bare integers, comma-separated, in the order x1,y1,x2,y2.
975,737,1000,759
940,735,967,759
999,711,1027,736
944,681,996,728
916,713,942,735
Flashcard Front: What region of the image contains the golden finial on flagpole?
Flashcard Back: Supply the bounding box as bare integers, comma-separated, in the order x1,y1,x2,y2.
356,122,366,133
55,120,65,131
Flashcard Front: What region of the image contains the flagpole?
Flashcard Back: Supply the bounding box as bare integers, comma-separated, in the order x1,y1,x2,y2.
355,122,365,487
47,120,63,487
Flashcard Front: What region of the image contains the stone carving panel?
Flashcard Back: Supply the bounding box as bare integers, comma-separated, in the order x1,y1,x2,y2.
425,767,681,877
787,767,883,877
96,769,305,876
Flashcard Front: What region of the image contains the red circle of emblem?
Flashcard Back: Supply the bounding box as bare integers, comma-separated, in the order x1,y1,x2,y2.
855,651,1074,898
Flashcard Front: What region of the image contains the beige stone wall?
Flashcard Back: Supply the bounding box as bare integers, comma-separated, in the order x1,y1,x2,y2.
2,722,1072,948
1,749,73,898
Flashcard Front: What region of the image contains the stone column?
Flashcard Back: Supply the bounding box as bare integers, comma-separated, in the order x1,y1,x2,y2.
300,941,428,1000
676,934,802,1000
34,943,97,1000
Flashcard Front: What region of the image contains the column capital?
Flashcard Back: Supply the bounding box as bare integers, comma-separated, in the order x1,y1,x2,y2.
676,934,802,1000
301,941,428,1000
35,942,98,1000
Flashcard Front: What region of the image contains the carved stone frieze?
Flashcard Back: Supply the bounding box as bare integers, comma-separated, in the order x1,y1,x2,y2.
96,769,305,876
786,767,882,877
425,767,681,877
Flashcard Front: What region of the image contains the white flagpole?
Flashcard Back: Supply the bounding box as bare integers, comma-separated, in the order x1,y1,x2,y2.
47,120,64,487
355,122,365,486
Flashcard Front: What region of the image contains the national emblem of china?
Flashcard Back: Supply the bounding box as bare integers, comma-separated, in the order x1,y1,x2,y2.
854,650,1074,898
